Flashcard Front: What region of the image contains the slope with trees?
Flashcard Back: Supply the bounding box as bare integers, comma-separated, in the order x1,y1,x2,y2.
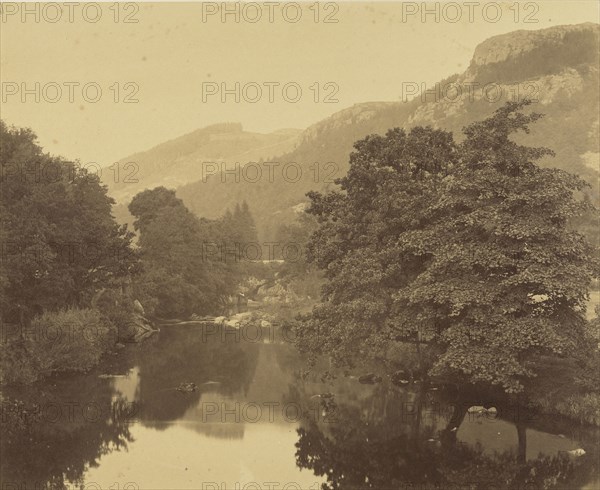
294,101,599,402
0,121,137,383
128,188,259,318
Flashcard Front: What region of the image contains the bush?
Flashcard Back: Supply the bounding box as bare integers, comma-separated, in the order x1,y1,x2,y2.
554,393,600,426
31,308,116,373
0,338,40,384
94,289,138,341
526,355,600,426
133,268,202,319
0,308,116,384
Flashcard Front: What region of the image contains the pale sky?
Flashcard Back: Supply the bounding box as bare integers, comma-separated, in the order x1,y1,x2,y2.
1,1,599,165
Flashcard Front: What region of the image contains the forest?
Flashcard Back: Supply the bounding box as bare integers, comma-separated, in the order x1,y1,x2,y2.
0,119,258,383
1,101,598,428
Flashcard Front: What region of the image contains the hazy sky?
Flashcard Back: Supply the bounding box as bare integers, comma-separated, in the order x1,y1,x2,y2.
1,1,598,164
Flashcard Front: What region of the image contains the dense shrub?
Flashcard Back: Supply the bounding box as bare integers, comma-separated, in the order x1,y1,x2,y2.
94,289,138,340
0,308,116,384
554,393,600,426
0,338,40,384
133,268,202,319
30,308,116,373
526,354,600,426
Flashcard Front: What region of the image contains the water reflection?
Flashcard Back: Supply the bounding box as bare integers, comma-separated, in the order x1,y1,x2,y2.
1,324,598,489
294,379,598,489
1,356,134,488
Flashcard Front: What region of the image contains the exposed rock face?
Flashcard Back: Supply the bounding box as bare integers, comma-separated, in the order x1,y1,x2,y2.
112,23,600,241
300,102,397,145
469,23,599,69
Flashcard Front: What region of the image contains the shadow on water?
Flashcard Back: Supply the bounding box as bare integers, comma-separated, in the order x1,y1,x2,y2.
292,376,600,489
1,324,598,489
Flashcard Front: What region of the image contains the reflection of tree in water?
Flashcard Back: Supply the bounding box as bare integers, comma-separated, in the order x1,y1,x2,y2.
135,326,260,427
293,382,595,490
1,373,133,488
0,325,263,485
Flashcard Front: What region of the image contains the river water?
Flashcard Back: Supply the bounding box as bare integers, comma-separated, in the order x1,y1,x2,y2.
1,323,598,489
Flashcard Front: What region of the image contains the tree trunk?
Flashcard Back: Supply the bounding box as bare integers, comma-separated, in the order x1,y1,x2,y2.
517,423,527,464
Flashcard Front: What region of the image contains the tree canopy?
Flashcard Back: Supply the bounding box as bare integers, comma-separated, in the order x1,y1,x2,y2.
128,188,257,317
296,100,598,393
0,121,135,322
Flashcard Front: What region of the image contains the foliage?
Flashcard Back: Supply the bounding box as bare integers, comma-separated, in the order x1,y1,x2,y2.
133,266,206,319
0,120,136,323
525,354,600,425
224,200,258,246
0,337,41,384
93,288,138,340
29,308,116,373
0,308,116,384
296,101,598,393
129,188,256,317
275,210,319,272
553,393,600,426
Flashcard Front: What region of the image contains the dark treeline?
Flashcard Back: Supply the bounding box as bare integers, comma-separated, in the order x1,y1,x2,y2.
128,187,258,318
0,120,259,384
0,121,135,323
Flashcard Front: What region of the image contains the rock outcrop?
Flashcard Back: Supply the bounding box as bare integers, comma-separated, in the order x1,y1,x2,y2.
110,23,599,241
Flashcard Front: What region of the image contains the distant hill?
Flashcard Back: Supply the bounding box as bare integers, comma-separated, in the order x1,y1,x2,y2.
111,23,600,241
104,123,301,203
104,123,301,227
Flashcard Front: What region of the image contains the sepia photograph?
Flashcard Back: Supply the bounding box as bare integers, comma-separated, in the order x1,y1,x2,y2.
1,1,599,488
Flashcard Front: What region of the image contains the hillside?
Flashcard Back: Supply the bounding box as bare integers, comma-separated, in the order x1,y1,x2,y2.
112,23,600,241
104,123,302,204
176,23,599,241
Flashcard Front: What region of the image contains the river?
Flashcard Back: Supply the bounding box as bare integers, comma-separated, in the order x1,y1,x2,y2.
1,323,598,489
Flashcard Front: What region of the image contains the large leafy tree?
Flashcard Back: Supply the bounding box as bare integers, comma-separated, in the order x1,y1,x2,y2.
129,187,239,317
0,121,135,322
296,101,598,392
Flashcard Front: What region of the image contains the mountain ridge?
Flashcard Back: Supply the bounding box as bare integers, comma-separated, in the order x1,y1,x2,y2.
109,23,600,241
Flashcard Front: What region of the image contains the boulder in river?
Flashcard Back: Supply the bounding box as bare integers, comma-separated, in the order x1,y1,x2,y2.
176,382,197,393
468,406,486,414
358,373,382,384
467,406,497,414
390,370,411,385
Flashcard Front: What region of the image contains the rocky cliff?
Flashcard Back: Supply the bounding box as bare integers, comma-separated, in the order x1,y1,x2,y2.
113,23,600,241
